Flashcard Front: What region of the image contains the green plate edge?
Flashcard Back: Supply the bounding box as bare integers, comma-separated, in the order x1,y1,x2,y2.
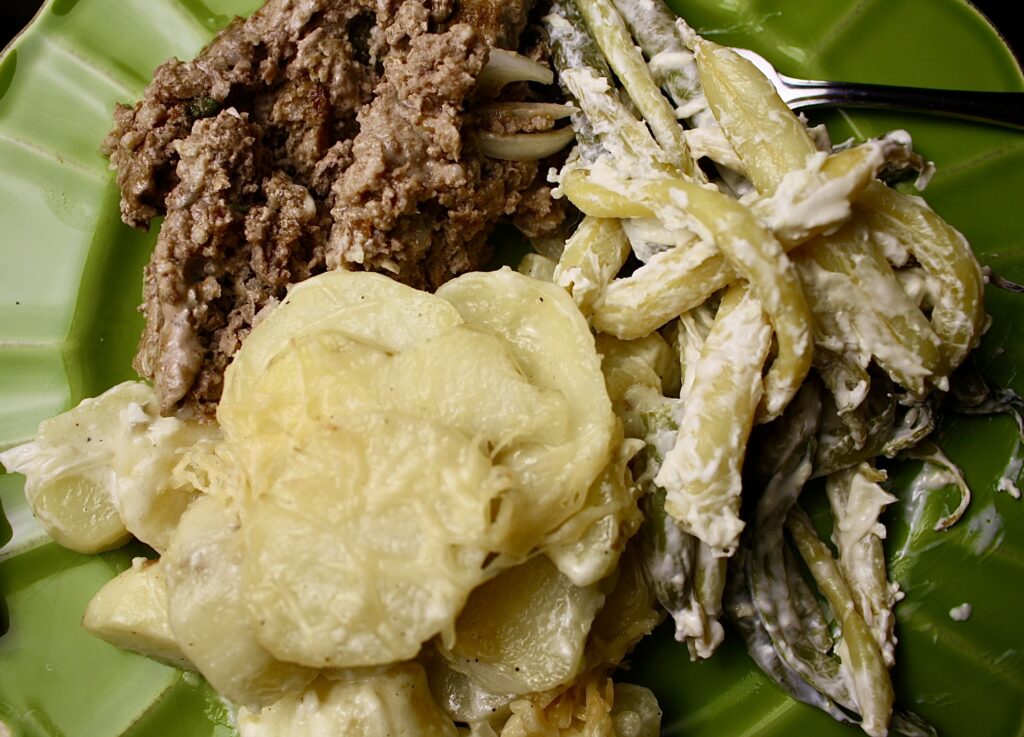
1,1,1022,736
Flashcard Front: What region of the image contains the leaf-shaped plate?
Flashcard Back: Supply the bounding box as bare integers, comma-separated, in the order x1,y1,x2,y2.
1,1,1022,735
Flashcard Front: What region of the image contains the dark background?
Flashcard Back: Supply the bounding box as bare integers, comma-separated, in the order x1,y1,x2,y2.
1,1,1022,60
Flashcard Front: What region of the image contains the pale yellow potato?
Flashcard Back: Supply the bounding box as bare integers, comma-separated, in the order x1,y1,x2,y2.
609,684,663,737
420,652,515,725
517,252,558,282
20,474,130,554
583,546,661,672
544,435,644,587
436,269,618,557
218,269,465,459
210,269,621,672
163,495,317,708
440,554,605,695
241,411,509,669
237,325,569,463
236,665,456,737
0,384,144,553
0,381,213,554
82,557,191,670
110,404,215,553
596,332,679,402
379,327,571,450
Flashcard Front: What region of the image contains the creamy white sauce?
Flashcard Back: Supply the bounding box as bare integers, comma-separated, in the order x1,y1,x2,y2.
948,603,973,622
997,435,1023,499
892,463,957,572
683,127,743,170
965,500,1005,556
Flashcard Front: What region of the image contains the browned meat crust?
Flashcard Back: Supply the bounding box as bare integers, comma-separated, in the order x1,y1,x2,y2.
103,0,561,417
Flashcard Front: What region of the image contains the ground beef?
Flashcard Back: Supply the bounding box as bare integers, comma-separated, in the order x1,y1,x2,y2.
103,0,564,416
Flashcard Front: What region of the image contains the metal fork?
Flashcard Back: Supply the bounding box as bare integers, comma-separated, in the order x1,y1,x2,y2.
733,47,1024,130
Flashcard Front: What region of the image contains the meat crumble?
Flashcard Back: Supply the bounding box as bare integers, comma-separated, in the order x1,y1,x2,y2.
103,0,565,416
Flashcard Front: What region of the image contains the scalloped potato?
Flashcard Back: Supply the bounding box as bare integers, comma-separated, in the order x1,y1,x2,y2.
436,270,619,559
440,554,605,695
10,266,653,731
82,557,191,670
163,494,317,708
0,381,211,553
236,665,457,737
208,269,624,671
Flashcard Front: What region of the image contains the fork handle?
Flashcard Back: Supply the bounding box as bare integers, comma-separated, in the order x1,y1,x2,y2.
788,80,1024,129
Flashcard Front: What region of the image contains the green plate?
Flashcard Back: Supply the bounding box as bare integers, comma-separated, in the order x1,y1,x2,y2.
1,1,1021,735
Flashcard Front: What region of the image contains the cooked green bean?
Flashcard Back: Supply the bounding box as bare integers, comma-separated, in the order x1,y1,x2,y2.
611,0,710,124
726,548,859,727
748,386,856,708
826,464,901,666
786,505,894,737
573,0,696,176
857,182,985,374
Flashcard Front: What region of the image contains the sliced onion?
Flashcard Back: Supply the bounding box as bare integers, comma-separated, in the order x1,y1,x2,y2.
476,49,554,96
475,127,576,161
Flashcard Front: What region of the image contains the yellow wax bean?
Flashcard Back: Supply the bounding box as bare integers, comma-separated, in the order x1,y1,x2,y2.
787,506,895,737
575,0,698,177
563,168,813,420
559,66,675,176
857,182,985,373
554,216,631,317
755,139,918,244
591,236,727,339
694,39,817,192
655,283,771,555
586,139,890,339
803,220,943,396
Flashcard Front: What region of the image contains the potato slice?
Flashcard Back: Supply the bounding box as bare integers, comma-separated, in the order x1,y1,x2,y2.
242,411,509,669
237,324,567,460
0,381,212,553
220,270,464,424
163,495,316,708
236,665,456,737
440,554,604,695
217,269,469,500
109,406,215,553
18,474,129,554
584,545,662,671
212,269,622,672
82,557,191,670
612,684,663,737
380,326,570,449
421,651,515,725
544,435,644,587
0,383,147,552
436,269,618,556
